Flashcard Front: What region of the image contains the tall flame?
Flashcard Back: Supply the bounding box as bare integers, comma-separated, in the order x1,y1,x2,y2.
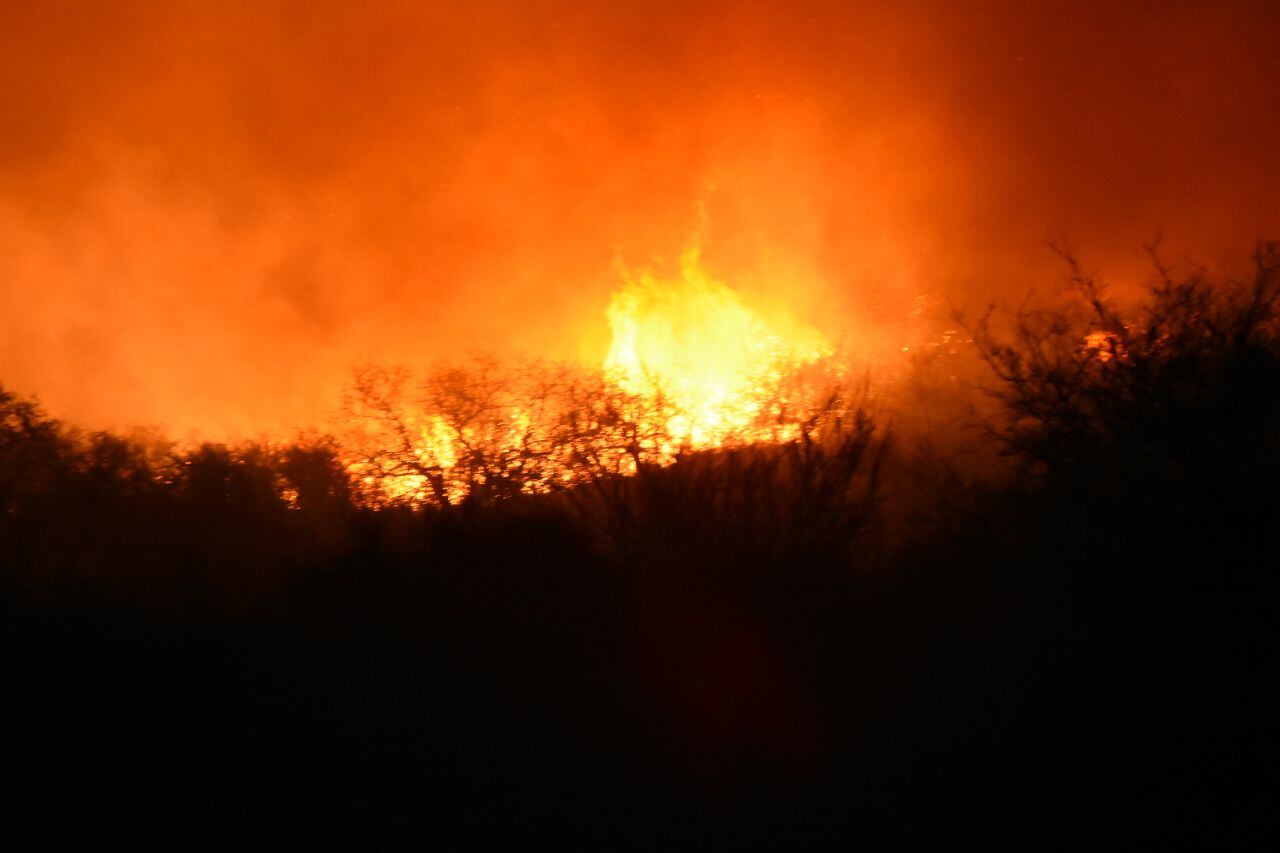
604,247,832,451
343,247,840,505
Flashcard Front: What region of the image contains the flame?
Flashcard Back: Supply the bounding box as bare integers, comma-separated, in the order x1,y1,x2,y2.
604,247,832,452
1082,330,1128,363
342,246,842,505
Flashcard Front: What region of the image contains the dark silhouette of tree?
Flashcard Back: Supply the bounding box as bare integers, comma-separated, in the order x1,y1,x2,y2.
339,352,861,510
967,241,1280,530
0,388,71,518
341,357,588,505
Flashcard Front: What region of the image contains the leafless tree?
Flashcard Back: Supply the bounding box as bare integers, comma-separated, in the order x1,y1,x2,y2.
963,240,1280,506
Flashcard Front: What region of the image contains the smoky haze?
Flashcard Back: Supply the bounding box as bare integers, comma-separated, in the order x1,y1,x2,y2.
2,0,1278,438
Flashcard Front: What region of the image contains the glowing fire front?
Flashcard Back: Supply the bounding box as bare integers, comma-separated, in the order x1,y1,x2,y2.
343,249,843,505
605,248,833,452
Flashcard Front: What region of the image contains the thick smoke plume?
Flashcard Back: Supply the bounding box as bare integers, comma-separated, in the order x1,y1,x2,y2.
2,0,1278,437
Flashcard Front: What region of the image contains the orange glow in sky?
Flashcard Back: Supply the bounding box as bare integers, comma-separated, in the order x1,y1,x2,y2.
2,1,1279,439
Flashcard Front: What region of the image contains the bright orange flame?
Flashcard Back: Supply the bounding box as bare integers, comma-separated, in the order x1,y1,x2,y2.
1082,330,1127,363
604,247,832,452
342,247,845,505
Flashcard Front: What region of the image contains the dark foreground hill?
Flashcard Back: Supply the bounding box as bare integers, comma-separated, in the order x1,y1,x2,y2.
2,248,1278,849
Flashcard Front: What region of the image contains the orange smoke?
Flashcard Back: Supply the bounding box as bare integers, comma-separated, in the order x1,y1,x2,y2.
1,1,1279,440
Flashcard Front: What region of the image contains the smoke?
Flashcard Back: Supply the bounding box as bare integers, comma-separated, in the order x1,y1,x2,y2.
2,0,1278,437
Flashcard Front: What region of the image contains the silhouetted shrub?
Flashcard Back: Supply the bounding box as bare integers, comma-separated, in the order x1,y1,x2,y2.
0,387,73,518
969,242,1280,535
568,405,885,579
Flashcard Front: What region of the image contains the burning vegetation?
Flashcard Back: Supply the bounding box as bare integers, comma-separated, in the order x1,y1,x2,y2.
340,247,852,507
604,247,834,451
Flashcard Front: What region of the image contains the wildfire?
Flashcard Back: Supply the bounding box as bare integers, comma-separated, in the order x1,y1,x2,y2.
1082,330,1128,363
604,247,833,452
343,246,841,505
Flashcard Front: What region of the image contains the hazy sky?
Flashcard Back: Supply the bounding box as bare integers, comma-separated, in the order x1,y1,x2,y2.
3,0,1278,437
